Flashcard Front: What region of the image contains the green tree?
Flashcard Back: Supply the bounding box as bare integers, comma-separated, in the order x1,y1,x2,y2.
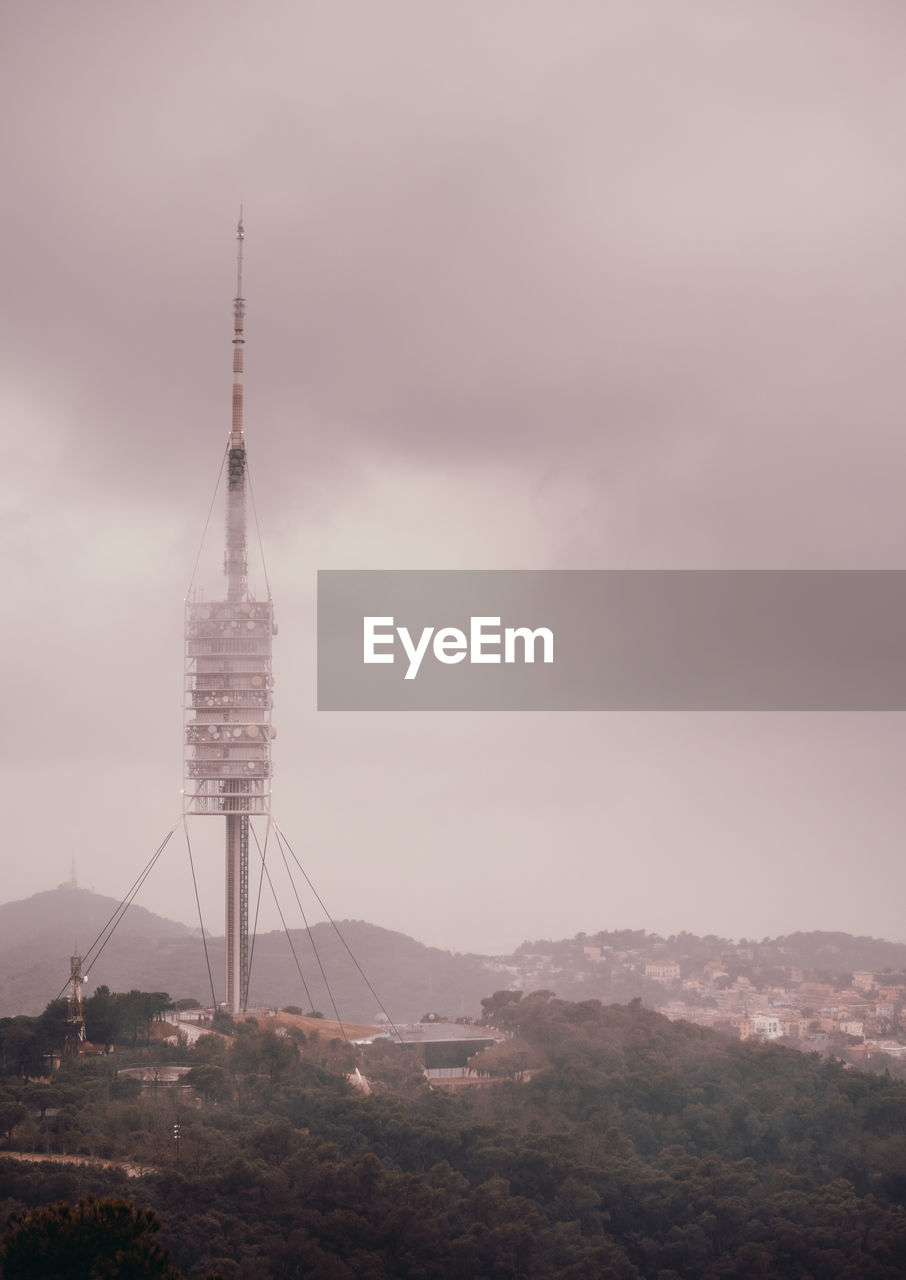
210,1010,235,1035
39,999,80,1058
117,990,167,1048
0,1094,27,1142
0,1017,44,1077
184,1064,228,1103
84,986,121,1052
1,1195,184,1279
22,1082,64,1121
480,989,523,1025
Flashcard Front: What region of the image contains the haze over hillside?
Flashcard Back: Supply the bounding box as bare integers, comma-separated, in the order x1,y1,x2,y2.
0,887,498,1023
5,886,906,1032
0,885,194,949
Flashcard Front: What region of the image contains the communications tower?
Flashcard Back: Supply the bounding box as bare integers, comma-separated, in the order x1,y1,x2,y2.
67,955,86,1043
183,217,275,1014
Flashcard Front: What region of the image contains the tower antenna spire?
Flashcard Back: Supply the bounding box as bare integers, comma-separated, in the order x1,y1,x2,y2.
231,208,246,447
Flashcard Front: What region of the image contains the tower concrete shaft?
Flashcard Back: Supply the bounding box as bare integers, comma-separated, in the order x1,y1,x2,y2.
226,810,249,1014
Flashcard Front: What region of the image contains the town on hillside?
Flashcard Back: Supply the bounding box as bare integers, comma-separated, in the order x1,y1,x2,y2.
487,930,906,1068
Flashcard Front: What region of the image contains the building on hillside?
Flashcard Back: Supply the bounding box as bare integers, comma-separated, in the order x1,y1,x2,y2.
749,1015,781,1041
869,1040,906,1059
838,1020,864,1038
779,1017,809,1039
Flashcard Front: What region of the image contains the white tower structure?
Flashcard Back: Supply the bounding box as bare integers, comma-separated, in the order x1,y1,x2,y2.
183,217,275,1014
67,954,86,1042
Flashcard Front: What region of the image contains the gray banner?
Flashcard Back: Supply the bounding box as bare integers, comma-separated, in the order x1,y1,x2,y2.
317,570,906,711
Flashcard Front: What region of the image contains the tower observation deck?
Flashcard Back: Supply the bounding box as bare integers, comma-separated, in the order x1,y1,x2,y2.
183,216,275,1014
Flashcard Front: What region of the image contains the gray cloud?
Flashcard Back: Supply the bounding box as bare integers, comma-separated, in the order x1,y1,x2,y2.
3,2,906,957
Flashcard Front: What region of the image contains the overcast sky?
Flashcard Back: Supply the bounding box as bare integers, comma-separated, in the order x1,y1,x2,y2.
4,2,906,963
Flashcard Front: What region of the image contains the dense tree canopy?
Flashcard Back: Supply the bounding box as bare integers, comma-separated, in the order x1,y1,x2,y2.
1,1196,183,1279
1,991,906,1276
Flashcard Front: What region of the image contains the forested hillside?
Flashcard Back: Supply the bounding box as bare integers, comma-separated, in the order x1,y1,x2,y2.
2,992,906,1276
